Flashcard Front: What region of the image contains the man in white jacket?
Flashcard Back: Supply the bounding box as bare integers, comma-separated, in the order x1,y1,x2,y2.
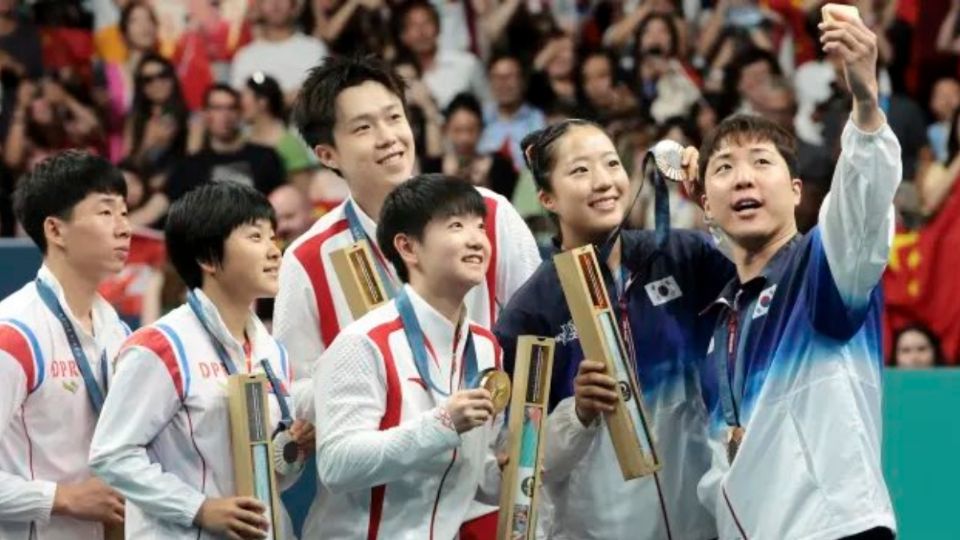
277,54,539,537
312,175,504,539
90,183,312,539
0,151,130,540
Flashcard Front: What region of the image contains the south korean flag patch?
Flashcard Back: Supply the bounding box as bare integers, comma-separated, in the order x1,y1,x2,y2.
753,284,777,320
645,276,683,306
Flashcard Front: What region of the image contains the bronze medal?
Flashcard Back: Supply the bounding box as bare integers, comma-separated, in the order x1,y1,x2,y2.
479,369,512,414
727,426,745,464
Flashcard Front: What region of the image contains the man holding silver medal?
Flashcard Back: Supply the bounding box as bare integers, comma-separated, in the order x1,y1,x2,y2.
686,5,899,539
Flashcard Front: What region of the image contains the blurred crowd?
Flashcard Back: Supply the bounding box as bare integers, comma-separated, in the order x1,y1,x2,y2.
0,0,956,367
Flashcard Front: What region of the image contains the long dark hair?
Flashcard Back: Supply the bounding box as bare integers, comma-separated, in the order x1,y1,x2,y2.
129,53,188,165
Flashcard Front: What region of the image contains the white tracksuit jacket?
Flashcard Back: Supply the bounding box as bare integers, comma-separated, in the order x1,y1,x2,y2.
310,285,504,539
0,266,129,540
89,290,297,540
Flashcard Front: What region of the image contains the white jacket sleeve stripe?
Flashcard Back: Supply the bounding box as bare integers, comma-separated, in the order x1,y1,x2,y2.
154,324,191,399
0,320,44,392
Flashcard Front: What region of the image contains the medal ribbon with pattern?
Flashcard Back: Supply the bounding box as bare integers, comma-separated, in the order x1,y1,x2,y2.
36,278,109,414
395,287,479,397
187,291,292,428
344,201,399,299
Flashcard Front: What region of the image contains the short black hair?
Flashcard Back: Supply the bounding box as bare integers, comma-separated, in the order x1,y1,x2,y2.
293,55,408,149
165,182,276,289
204,83,240,109
520,119,601,191
13,150,127,254
377,174,487,283
443,92,483,124
246,72,286,120
695,114,798,202
892,322,945,367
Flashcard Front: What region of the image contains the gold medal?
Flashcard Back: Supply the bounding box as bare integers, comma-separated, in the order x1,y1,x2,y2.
726,426,745,464
479,369,512,414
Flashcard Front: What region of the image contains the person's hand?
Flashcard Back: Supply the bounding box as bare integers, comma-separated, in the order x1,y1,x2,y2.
444,389,495,434
15,79,36,108
573,359,619,427
681,145,700,199
289,419,316,455
143,115,177,148
819,8,877,105
357,0,383,10
497,452,509,472
195,497,269,540
53,477,124,525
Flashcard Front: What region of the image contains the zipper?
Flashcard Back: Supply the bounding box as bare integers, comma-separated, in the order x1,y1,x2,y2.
428,449,457,540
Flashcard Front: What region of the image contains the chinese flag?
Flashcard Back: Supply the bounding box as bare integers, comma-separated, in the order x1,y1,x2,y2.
883,180,960,365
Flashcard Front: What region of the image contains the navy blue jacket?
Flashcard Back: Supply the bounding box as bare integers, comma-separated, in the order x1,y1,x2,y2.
494,229,735,412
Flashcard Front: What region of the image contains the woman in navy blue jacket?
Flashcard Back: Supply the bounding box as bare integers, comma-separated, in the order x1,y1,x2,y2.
494,119,732,540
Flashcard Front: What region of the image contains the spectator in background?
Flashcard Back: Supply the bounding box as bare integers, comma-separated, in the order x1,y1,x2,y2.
304,0,389,56
269,183,313,249
751,77,833,232
928,77,960,164
124,54,188,179
103,1,160,161
5,77,103,172
634,13,700,124
724,47,780,116
134,84,284,224
242,72,319,192
576,49,638,136
0,0,44,140
395,0,490,110
393,60,444,165
892,323,944,368
480,50,545,171
231,0,328,104
527,31,578,113
422,92,518,198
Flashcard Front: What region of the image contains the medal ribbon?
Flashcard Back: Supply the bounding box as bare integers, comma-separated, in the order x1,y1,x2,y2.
395,287,478,397
36,279,108,414
344,201,399,299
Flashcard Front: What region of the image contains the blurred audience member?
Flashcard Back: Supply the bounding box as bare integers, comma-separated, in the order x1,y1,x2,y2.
395,0,490,110
422,92,518,198
124,53,188,177
231,0,328,104
304,0,389,56
479,50,545,171
892,323,944,368
243,72,319,191
634,13,700,124
269,183,313,249
103,1,160,161
133,84,284,223
928,77,960,164
0,0,44,139
5,77,103,172
527,31,578,113
576,49,638,135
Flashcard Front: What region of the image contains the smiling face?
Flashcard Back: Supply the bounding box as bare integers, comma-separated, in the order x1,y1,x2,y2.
316,81,415,202
207,218,282,300
702,136,801,250
400,212,490,294
538,124,629,246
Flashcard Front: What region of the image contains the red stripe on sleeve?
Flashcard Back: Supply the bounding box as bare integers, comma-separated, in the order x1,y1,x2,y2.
123,327,184,399
0,324,35,391
483,196,499,325
293,219,350,349
365,317,405,540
